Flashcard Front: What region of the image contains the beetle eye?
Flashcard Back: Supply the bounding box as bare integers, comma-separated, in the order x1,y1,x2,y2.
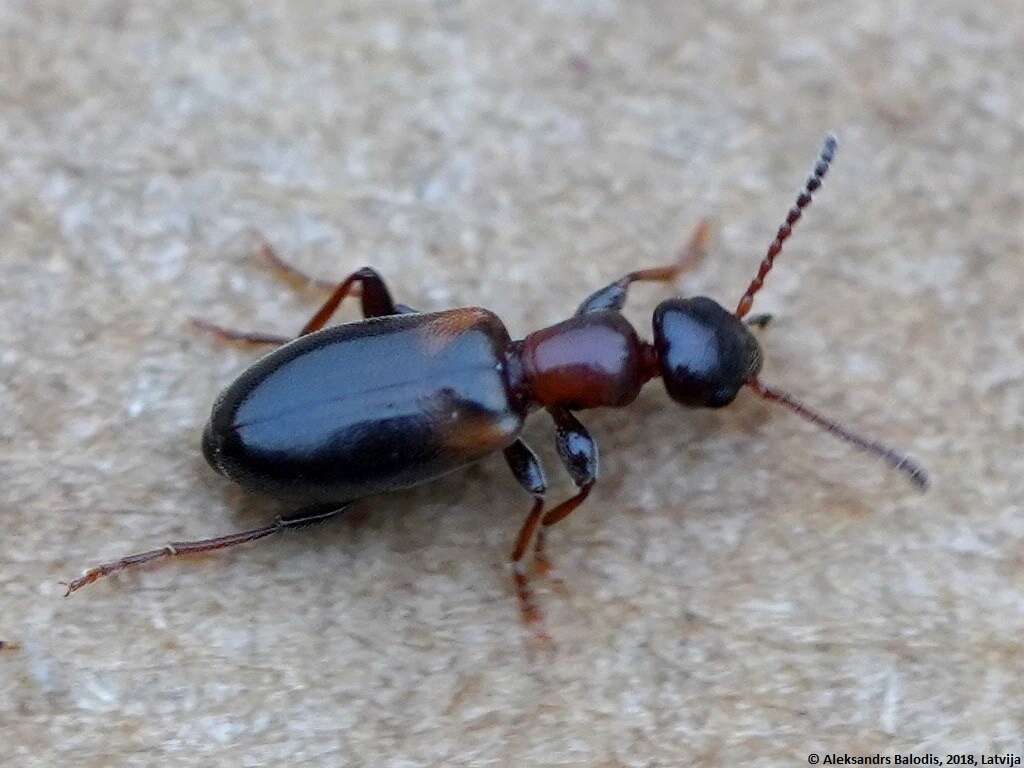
653,296,762,409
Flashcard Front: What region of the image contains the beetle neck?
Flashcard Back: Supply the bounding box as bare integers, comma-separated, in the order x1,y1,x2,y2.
514,311,648,411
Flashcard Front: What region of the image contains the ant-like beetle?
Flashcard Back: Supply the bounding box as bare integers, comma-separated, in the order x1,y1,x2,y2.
65,136,927,638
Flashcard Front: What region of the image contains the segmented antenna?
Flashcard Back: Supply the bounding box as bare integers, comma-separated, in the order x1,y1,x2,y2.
747,379,929,491
735,134,839,319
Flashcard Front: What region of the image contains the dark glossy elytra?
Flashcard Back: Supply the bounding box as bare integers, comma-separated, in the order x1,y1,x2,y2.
65,136,929,642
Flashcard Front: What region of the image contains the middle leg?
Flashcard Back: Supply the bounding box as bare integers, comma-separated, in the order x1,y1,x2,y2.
194,264,416,348
256,242,415,315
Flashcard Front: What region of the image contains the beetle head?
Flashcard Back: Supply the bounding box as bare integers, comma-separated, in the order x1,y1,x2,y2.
646,135,928,491
652,296,762,408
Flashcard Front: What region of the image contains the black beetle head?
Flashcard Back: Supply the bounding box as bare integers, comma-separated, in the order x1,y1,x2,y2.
653,296,762,408
642,135,928,491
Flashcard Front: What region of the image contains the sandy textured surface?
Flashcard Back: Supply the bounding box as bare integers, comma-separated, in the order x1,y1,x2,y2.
2,1,1022,765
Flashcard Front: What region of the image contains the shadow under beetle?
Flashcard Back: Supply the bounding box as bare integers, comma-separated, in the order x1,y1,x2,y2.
65,136,928,638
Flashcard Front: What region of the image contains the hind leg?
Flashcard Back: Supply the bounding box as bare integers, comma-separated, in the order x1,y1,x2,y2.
63,504,350,595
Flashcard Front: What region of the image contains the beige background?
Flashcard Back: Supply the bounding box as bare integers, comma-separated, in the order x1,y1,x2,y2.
2,1,1022,765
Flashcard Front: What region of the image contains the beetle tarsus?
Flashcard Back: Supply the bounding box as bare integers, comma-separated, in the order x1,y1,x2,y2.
190,317,290,347
256,239,340,292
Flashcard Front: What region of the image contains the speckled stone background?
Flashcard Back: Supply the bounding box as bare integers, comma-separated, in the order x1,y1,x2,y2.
2,1,1022,766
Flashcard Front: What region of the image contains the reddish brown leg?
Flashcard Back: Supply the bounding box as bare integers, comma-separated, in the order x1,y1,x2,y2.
510,497,547,631
299,267,398,335
194,264,411,348
258,244,422,316
532,408,598,580
576,218,709,315
63,505,349,595
190,318,291,347
256,240,344,292
504,440,551,643
533,483,594,579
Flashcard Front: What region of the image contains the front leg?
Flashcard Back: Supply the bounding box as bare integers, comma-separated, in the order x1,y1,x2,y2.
533,408,599,576
575,219,709,315
503,439,551,643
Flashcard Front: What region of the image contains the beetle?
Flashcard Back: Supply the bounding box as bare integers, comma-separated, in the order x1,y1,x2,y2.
64,136,927,635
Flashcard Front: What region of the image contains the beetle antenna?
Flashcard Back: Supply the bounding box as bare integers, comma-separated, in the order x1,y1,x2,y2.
735,134,838,319
747,378,929,491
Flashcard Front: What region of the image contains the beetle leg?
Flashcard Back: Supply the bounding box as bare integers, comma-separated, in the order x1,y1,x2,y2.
503,439,553,642
189,318,292,347
257,242,420,317
193,263,417,348
299,266,409,334
63,504,350,595
533,408,598,578
575,218,709,315
258,244,421,316
257,239,341,292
